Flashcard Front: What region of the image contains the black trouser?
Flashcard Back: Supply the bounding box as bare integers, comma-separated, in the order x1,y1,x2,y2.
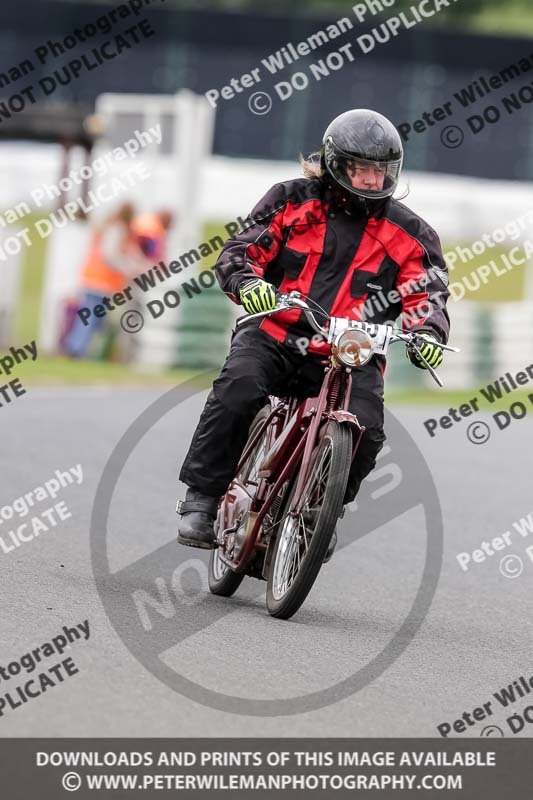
180,322,386,503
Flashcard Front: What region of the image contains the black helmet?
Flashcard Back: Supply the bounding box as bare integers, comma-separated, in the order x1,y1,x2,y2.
321,109,403,206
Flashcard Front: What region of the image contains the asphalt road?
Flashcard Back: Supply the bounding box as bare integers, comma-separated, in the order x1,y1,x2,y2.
1,381,532,738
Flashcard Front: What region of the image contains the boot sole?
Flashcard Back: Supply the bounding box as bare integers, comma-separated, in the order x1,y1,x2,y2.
177,533,217,550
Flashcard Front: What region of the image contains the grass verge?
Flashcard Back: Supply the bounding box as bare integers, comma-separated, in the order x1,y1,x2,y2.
386,387,533,411
12,355,214,387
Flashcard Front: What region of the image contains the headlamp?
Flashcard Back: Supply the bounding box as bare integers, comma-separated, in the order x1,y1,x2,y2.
331,329,373,367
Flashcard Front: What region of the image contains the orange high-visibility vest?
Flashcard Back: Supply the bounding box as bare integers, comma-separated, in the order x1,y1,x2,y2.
80,230,127,295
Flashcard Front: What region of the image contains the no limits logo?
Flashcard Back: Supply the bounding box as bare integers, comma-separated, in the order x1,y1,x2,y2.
90,376,443,716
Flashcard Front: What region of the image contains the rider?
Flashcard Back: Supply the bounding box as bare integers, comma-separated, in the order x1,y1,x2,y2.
176,109,450,553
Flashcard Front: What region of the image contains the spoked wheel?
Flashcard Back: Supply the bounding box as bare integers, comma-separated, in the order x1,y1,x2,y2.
208,405,272,597
208,544,245,597
266,420,352,620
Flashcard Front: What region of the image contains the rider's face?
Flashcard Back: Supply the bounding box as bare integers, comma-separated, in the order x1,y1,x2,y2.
346,161,386,192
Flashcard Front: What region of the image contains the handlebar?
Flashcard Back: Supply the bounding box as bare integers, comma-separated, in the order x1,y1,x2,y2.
235,290,459,387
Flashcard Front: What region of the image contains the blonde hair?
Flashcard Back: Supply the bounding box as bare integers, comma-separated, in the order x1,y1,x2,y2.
299,152,323,179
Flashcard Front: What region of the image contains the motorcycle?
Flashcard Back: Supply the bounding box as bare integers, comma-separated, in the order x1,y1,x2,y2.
207,291,458,620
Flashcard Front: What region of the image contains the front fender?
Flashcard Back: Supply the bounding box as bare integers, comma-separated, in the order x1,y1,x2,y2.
327,410,365,457
328,409,364,433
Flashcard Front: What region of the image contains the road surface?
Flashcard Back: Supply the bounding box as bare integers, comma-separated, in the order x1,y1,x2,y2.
1,382,531,738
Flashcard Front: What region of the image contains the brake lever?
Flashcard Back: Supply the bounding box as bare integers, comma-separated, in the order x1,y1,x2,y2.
407,340,444,387
235,299,294,328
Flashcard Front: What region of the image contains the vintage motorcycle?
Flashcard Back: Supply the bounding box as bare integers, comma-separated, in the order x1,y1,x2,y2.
207,291,458,620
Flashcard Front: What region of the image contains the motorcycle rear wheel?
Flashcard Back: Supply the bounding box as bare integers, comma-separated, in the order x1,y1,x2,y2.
266,420,352,620
208,405,272,597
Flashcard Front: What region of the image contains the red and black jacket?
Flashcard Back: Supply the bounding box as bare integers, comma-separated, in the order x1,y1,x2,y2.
215,177,450,356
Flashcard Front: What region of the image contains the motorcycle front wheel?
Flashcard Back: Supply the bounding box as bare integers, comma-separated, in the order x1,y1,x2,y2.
266,420,352,620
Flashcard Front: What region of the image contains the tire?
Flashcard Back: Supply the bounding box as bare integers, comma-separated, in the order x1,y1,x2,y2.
266,420,352,620
208,405,272,597
208,546,245,596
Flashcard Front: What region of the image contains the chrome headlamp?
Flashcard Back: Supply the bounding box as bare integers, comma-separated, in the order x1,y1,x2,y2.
332,328,373,367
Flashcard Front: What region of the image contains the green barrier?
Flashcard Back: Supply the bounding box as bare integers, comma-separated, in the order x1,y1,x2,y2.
174,278,233,369
474,307,495,383
174,329,231,369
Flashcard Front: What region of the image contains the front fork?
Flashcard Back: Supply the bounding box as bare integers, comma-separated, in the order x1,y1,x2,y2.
291,365,361,515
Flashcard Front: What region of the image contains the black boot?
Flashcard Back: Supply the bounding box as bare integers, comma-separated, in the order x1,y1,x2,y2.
176,489,219,549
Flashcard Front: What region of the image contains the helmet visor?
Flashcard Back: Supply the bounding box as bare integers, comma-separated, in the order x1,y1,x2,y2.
325,144,402,200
